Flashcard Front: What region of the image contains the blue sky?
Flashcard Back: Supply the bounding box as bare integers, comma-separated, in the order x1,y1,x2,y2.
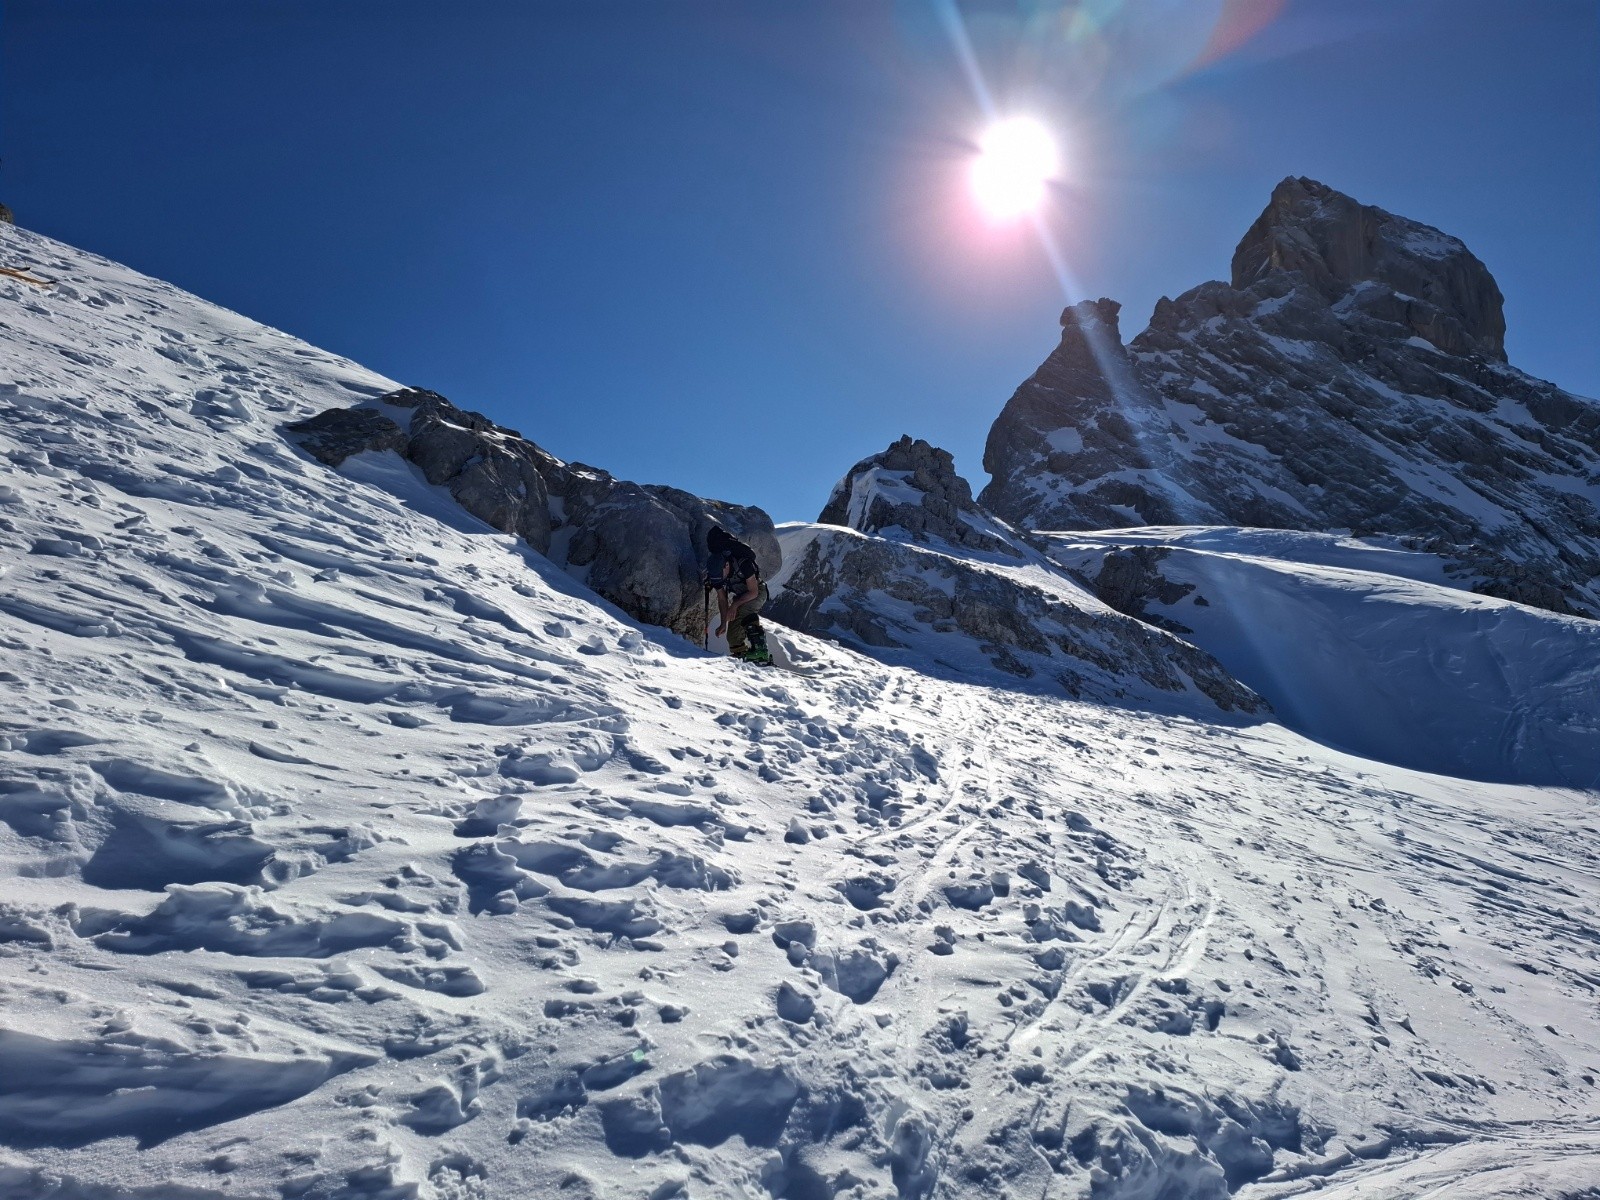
4,1,1596,522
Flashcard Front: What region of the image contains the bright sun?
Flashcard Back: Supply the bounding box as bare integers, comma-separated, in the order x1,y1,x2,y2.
970,116,1059,222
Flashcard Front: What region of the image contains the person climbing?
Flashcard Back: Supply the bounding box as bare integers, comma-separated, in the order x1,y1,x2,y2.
703,526,771,665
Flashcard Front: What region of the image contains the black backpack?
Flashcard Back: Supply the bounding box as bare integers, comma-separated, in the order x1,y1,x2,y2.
706,527,760,586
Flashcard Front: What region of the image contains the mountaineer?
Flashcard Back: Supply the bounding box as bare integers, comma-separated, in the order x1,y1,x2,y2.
704,526,771,665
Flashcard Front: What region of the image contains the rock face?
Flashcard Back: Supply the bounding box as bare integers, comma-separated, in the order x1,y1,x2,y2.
1232,176,1506,359
981,177,1600,617
288,388,778,640
771,526,1261,714
1085,546,1197,634
771,440,1262,715
819,435,1022,557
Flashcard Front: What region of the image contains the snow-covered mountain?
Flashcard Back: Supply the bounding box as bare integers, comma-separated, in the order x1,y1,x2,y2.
980,178,1600,618
3,218,1600,1200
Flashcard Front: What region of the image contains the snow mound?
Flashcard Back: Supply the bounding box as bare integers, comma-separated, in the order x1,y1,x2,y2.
1052,527,1600,788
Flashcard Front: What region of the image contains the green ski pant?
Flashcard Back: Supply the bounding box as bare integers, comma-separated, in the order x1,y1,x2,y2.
727,583,769,655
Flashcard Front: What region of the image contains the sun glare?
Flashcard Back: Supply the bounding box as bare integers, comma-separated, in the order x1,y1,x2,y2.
970,116,1059,222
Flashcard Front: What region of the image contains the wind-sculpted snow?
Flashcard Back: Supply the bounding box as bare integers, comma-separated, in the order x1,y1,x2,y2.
1050,527,1600,789
3,223,1599,1199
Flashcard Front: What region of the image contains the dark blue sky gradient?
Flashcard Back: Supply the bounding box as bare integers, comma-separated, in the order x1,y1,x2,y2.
5,1,1596,521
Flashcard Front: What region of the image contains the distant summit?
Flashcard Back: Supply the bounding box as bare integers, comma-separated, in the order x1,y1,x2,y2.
981,177,1600,616
1232,176,1506,359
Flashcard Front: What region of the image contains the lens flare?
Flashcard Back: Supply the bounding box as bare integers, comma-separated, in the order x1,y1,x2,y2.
970,116,1059,221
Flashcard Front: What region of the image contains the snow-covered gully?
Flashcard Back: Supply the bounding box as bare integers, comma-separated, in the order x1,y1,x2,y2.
2,226,1598,1198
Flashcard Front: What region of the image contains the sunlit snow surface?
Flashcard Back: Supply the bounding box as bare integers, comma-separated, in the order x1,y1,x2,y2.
1,224,1599,1199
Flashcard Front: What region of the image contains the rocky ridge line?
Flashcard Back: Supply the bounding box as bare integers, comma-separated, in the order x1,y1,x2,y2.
771,437,1263,714
980,177,1600,617
288,388,779,641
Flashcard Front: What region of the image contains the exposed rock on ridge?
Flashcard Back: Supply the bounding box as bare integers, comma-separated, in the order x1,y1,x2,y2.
1085,546,1198,634
772,439,1263,715
819,435,1023,557
981,177,1600,617
982,298,1193,531
289,388,779,640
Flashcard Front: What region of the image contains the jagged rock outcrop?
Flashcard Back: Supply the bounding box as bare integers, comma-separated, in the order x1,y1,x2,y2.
1086,546,1197,634
1232,177,1506,359
770,526,1260,714
981,177,1600,617
819,435,1023,557
772,443,1262,714
289,388,778,639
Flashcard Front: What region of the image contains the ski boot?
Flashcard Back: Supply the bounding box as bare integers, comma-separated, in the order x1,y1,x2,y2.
737,645,773,666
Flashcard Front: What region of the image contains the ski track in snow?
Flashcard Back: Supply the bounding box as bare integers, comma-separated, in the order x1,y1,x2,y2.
1,226,1599,1199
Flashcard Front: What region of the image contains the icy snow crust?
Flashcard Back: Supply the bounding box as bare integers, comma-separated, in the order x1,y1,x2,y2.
2,225,1599,1199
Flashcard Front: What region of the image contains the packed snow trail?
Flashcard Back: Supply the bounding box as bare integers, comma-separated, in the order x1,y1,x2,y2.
2,224,1599,1199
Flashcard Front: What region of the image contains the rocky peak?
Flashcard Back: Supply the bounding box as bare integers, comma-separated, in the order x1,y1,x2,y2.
1232,176,1506,359
1054,298,1128,369
820,435,1020,557
980,295,1184,532
978,178,1600,618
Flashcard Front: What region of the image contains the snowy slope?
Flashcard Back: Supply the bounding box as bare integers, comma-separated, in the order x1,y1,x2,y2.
1048,528,1600,790
3,224,1600,1200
